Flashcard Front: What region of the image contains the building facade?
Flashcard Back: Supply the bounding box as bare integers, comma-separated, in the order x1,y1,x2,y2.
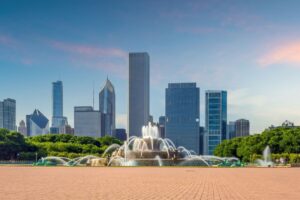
18,120,27,136
228,121,236,139
99,78,115,137
0,98,16,131
115,128,127,141
26,109,49,136
204,90,227,155
165,83,200,154
158,116,166,138
235,119,250,137
128,52,150,137
74,106,101,138
51,81,68,133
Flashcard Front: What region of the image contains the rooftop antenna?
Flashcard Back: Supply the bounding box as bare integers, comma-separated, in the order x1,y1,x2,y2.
93,81,95,109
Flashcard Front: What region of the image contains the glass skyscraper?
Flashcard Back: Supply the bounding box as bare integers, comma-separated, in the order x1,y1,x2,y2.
26,109,49,136
0,98,16,131
99,78,115,137
165,83,200,154
128,52,150,137
51,81,67,133
52,81,63,119
204,90,227,155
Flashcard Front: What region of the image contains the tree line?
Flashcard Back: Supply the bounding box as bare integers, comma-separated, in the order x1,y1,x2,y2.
214,127,300,163
0,128,122,160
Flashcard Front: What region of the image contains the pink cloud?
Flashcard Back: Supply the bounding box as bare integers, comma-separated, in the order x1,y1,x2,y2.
258,41,300,67
0,34,18,48
48,40,128,78
49,40,127,59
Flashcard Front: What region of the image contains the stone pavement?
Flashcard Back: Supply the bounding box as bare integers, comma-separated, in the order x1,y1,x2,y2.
0,167,299,200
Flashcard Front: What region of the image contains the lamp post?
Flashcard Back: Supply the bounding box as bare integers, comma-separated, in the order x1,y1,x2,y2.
35,152,38,163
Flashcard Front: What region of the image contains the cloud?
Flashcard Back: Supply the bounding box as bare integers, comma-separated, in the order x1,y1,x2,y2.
49,40,127,59
116,114,127,130
48,40,128,77
228,88,267,107
258,41,300,67
0,34,18,48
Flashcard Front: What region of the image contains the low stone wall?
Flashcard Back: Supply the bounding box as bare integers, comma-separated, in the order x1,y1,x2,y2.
291,163,300,167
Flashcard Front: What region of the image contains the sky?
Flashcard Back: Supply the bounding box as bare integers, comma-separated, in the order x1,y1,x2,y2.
1,0,300,134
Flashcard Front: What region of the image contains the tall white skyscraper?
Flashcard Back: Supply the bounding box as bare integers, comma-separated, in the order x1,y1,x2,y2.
128,52,150,137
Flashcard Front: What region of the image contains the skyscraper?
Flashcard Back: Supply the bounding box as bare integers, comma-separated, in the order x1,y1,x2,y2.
0,98,16,131
128,52,150,137
235,119,250,137
165,83,200,154
159,116,166,138
204,90,227,155
74,106,101,138
99,78,115,137
26,109,49,136
18,120,27,136
51,81,68,133
228,121,236,139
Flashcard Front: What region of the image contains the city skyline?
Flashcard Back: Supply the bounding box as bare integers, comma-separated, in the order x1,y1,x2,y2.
2,0,300,133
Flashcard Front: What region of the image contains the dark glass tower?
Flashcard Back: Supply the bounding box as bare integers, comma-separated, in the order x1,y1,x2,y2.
165,83,200,154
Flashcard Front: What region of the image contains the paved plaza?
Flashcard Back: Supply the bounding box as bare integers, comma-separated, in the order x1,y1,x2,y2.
0,167,299,200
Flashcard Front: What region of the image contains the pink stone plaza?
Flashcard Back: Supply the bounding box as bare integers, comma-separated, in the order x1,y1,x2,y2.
0,166,299,200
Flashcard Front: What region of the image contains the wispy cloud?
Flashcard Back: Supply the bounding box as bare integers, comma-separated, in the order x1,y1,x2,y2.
228,88,267,108
0,34,18,48
258,41,300,67
48,40,128,77
49,40,127,59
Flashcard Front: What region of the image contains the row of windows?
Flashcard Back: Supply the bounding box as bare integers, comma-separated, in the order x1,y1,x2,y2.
207,93,221,98
209,140,220,146
209,136,220,140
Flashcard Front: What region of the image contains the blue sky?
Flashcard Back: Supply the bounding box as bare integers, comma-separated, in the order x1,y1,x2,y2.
1,0,300,133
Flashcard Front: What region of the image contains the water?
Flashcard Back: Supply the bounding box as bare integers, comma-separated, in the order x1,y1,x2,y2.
35,123,241,167
106,122,239,167
155,155,163,167
256,146,274,167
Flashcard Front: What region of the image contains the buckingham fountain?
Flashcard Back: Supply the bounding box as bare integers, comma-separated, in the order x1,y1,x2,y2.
35,123,241,167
